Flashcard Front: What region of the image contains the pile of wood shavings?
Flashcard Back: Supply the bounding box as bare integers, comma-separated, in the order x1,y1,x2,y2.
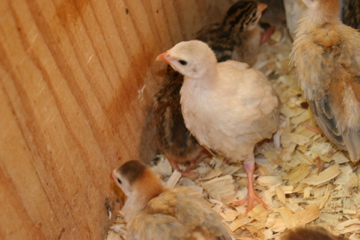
106,25,360,240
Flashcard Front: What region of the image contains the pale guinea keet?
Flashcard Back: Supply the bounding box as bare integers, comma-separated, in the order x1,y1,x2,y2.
290,0,360,162
156,40,280,212
146,0,271,175
111,160,232,240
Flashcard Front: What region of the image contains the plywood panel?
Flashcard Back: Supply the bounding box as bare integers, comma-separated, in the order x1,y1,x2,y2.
0,0,234,239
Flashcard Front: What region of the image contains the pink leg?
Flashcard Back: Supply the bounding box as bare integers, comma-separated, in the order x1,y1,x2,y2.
305,124,323,134
260,25,276,44
166,156,194,177
185,148,209,170
229,155,268,212
223,157,232,164
166,148,209,177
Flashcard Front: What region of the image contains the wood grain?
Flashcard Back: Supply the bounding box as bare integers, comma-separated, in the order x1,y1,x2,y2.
0,0,233,239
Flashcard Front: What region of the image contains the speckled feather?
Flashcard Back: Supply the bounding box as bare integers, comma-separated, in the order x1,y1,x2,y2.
290,0,360,162
146,1,267,169
196,0,262,64
342,0,360,29
152,68,200,165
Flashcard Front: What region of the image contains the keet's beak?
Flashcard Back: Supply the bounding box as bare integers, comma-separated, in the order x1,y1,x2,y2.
110,172,114,181
258,3,267,13
156,51,170,64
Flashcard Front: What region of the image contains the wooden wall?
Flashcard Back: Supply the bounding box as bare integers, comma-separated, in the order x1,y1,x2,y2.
0,0,234,239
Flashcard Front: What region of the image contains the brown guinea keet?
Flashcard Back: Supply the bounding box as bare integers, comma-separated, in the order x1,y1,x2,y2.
111,160,232,240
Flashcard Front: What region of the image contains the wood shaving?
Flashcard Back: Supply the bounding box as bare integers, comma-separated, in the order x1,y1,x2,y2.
106,25,360,239
302,164,341,186
166,170,182,188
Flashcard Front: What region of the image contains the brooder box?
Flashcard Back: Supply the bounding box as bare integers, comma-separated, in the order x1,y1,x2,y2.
2,0,360,240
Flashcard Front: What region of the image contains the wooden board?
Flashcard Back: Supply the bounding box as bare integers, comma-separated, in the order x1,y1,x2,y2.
0,0,234,239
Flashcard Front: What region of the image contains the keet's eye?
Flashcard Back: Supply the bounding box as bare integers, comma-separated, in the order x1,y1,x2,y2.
179,60,187,65
117,178,122,184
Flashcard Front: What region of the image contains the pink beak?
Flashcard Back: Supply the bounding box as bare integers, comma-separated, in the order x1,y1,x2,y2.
156,51,170,64
110,172,114,181
258,3,267,13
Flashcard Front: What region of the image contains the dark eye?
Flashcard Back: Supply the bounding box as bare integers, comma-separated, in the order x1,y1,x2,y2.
178,60,187,65
117,178,122,184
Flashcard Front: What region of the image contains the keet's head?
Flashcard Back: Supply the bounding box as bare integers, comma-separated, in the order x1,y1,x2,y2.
223,1,267,32
111,160,148,197
156,40,217,79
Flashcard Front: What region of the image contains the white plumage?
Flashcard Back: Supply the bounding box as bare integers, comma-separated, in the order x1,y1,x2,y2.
156,40,280,211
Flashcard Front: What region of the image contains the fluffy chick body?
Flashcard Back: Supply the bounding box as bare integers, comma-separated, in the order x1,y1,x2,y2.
152,68,203,174
291,0,360,162
157,40,280,211
111,160,232,240
181,60,279,161
145,1,269,174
